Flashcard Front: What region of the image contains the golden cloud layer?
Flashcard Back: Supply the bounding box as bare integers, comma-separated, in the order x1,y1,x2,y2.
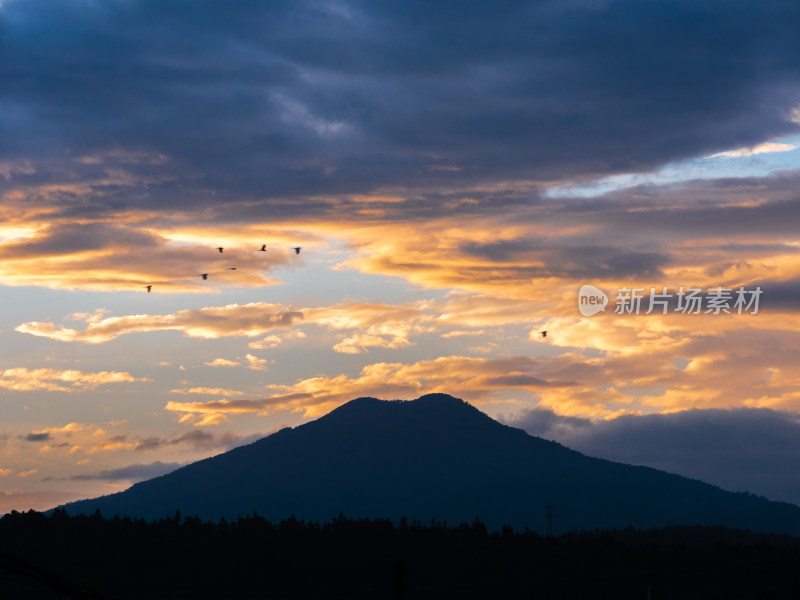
0,368,146,392
16,303,304,343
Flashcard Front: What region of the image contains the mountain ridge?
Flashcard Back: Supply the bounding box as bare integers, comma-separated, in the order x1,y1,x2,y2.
57,394,800,534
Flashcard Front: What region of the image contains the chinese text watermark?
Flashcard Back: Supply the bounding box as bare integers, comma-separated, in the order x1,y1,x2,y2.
579,285,762,316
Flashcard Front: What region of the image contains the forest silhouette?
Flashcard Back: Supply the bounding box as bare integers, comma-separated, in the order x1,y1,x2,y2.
1,509,799,599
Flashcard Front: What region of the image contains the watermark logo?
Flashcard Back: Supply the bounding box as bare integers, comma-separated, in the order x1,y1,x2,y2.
579,284,763,316
578,284,609,316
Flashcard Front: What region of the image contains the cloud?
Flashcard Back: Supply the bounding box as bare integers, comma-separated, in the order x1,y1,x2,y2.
70,461,181,482
708,142,798,158
179,413,230,427
244,354,269,371
17,469,38,478
3,0,800,211
14,300,431,352
86,435,133,454
133,429,276,452
169,430,219,449
169,387,245,397
332,327,415,354
38,443,72,453
132,436,163,452
204,358,241,368
248,330,306,349
441,330,486,338
37,423,86,435
507,406,800,506
0,160,35,180
16,303,304,343
0,368,146,392
10,421,272,457
0,220,297,292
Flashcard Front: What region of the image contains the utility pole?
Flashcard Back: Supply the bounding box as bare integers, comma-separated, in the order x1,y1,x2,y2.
545,504,553,538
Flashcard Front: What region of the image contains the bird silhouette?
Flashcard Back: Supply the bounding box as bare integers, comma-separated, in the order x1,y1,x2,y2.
293,247,301,255
216,247,224,253
200,273,208,280
540,331,547,338
228,267,237,270
145,285,152,293
259,244,267,252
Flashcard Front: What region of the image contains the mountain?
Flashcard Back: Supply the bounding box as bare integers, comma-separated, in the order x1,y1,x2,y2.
58,394,800,534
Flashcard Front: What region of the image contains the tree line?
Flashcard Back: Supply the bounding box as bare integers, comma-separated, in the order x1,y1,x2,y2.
1,508,799,599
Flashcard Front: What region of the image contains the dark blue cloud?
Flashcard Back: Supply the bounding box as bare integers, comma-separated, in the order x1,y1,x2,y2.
507,407,800,506
460,238,672,278
2,0,800,211
69,461,181,482
133,429,269,452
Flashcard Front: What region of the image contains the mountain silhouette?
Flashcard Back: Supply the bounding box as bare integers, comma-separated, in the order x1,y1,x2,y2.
59,394,800,533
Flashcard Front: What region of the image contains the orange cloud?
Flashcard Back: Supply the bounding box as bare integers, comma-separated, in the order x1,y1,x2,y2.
86,438,134,454
244,354,269,371
248,331,307,349
0,219,296,292
332,326,416,354
16,303,304,343
442,329,486,338
204,355,270,370
35,423,86,435
169,387,245,396
204,358,241,367
0,368,146,392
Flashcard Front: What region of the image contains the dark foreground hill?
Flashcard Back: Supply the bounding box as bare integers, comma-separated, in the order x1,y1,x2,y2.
59,394,800,534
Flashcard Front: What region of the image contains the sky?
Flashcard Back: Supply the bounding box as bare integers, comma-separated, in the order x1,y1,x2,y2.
3,0,800,513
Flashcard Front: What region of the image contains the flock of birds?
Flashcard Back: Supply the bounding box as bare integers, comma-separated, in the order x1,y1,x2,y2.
140,244,551,339
144,244,302,292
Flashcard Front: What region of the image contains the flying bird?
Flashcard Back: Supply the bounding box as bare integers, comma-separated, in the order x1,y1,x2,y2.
540,331,547,338
216,247,224,253
145,285,152,293
259,244,267,252
200,273,208,280
228,267,237,271
292,247,301,255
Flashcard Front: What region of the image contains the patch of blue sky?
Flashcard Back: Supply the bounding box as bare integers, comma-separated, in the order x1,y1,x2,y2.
225,238,448,308
545,134,800,199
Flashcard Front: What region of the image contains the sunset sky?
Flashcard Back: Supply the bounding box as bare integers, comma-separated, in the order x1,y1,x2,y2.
4,0,800,513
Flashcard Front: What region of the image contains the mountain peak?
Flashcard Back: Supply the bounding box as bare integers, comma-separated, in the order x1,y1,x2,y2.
333,393,470,409
318,393,483,424
414,392,469,406
311,393,496,437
